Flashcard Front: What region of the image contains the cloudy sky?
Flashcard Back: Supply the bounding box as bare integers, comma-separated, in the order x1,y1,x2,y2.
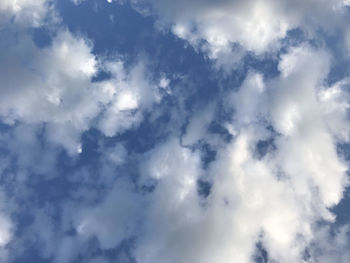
1,0,350,262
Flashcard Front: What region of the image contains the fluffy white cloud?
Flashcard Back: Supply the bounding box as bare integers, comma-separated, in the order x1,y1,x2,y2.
0,0,53,27
0,5,167,259
215,45,349,261
120,0,349,68
75,181,144,249
0,192,14,262
134,139,204,262
0,28,98,154
0,26,166,154
123,45,350,263
97,61,164,137
182,104,215,145
68,44,350,263
310,225,350,263
1,1,350,263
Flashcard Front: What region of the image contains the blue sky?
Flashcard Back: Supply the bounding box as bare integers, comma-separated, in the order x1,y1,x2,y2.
1,0,350,262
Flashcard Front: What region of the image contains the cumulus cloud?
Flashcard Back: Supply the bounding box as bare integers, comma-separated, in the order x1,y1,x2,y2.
97,60,164,137
1,1,350,263
0,26,165,154
76,181,144,249
182,104,215,145
106,45,349,263
0,0,54,27
0,191,14,262
115,0,349,69
214,45,349,261
0,2,167,259
0,29,98,152
310,225,350,263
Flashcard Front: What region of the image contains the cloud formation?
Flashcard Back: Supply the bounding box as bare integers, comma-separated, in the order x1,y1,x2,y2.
125,45,350,263
121,0,350,68
0,0,350,263
0,16,165,154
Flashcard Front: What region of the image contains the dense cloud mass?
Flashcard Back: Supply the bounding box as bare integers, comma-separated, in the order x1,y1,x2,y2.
0,0,350,262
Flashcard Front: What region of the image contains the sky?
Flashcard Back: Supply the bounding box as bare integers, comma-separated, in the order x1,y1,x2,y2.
0,0,350,262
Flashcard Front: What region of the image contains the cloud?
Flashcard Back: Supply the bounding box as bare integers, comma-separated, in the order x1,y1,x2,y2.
182,104,215,145
97,60,164,137
310,225,350,263
0,0,54,27
215,45,349,261
0,3,167,261
1,1,350,263
126,45,350,263
0,192,14,262
75,181,144,249
135,138,203,262
0,24,165,154
120,0,350,69
0,28,99,154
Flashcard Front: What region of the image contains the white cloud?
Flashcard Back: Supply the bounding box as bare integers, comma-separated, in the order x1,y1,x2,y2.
219,45,349,261
0,0,53,27
0,6,167,259
0,192,14,262
0,25,165,153
0,213,12,248
135,138,204,262
75,181,144,249
129,45,350,263
115,92,139,111
310,225,350,263
182,104,215,145
97,61,164,137
66,44,350,263
0,29,99,154
126,0,349,69
1,1,350,263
